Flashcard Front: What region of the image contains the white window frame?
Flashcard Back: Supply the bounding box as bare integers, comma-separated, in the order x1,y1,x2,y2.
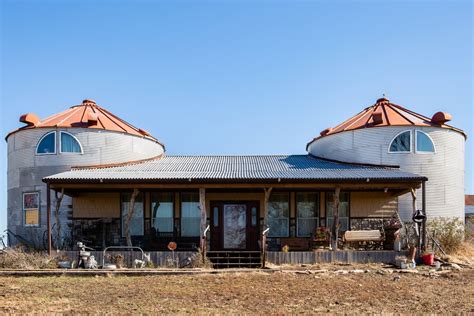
59,131,83,154
23,192,40,227
388,130,412,154
296,192,320,238
35,131,57,155
267,192,290,238
415,130,436,154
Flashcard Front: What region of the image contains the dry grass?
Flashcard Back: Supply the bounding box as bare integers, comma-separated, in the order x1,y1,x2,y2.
0,247,57,269
0,269,473,314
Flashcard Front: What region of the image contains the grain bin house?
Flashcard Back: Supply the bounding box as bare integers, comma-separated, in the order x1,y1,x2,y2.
5,98,466,266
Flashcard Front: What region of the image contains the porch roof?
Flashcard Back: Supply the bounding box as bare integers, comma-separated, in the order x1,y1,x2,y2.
43,155,426,184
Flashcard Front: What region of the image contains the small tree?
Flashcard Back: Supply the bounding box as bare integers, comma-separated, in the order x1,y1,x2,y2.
54,188,65,250
124,189,140,247
330,188,341,250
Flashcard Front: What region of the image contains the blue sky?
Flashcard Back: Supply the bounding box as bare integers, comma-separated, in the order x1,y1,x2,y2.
0,0,472,234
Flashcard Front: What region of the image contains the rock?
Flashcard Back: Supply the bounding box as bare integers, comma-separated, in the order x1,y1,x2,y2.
397,269,419,274
350,269,365,274
450,263,462,271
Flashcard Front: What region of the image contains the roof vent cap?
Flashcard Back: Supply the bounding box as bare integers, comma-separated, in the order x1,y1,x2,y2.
82,99,96,104
431,111,452,125
320,127,333,136
19,113,40,126
376,97,389,104
372,111,383,125
87,113,98,126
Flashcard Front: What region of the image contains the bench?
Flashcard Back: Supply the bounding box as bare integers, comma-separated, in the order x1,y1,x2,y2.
343,230,383,250
280,238,310,251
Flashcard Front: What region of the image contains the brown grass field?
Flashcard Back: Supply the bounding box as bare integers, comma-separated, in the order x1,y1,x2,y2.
0,268,473,314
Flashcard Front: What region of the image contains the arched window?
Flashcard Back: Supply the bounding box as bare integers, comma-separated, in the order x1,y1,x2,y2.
60,132,83,153
389,131,411,153
36,131,56,154
416,130,435,153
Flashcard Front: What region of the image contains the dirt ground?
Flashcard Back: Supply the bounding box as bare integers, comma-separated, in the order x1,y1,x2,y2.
0,267,473,314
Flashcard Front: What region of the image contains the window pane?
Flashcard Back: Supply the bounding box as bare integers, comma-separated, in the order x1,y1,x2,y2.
416,131,435,152
25,210,39,226
297,218,319,237
268,192,289,237
121,193,144,236
23,193,39,209
36,132,55,154
61,132,82,153
389,131,411,152
151,192,174,233
181,192,200,237
297,192,319,237
251,206,257,227
326,218,349,232
213,207,219,227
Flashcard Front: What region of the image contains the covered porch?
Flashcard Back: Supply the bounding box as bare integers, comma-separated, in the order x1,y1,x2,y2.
43,155,427,266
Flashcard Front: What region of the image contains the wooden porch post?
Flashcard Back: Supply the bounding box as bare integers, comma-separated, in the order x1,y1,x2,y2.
124,188,139,247
410,188,419,259
54,188,65,251
199,188,207,261
421,181,427,251
47,184,52,256
263,188,273,229
330,187,340,251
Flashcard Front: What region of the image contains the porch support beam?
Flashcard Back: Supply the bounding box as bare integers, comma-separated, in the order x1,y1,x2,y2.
124,188,140,247
410,187,420,256
421,180,427,251
47,184,52,256
54,188,65,251
199,188,207,261
330,187,341,251
263,187,273,229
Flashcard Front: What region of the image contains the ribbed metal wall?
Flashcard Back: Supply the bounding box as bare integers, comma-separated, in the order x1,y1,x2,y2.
307,126,465,220
6,127,164,247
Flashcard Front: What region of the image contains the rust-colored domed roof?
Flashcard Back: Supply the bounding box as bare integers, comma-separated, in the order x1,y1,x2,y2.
6,99,164,147
307,97,466,149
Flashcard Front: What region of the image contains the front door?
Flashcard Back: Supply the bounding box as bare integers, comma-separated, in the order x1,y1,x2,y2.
210,201,259,251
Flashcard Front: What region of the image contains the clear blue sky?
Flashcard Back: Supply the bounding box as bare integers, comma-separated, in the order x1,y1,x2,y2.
1,0,472,234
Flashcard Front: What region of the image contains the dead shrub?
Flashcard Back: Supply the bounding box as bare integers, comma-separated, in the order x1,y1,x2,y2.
427,217,464,254
0,246,56,269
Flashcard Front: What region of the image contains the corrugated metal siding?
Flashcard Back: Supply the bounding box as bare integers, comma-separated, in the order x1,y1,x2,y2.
308,126,465,220
6,127,164,247
44,155,425,181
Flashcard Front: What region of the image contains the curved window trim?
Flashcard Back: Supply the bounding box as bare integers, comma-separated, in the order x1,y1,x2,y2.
388,130,412,154
35,131,57,155
59,131,84,154
415,130,436,154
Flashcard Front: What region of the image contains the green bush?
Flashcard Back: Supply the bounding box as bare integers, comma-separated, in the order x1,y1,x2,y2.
427,217,464,254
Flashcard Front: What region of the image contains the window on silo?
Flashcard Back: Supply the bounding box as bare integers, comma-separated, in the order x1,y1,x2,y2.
416,131,435,153
23,192,40,227
60,132,82,153
389,131,411,153
36,131,56,154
